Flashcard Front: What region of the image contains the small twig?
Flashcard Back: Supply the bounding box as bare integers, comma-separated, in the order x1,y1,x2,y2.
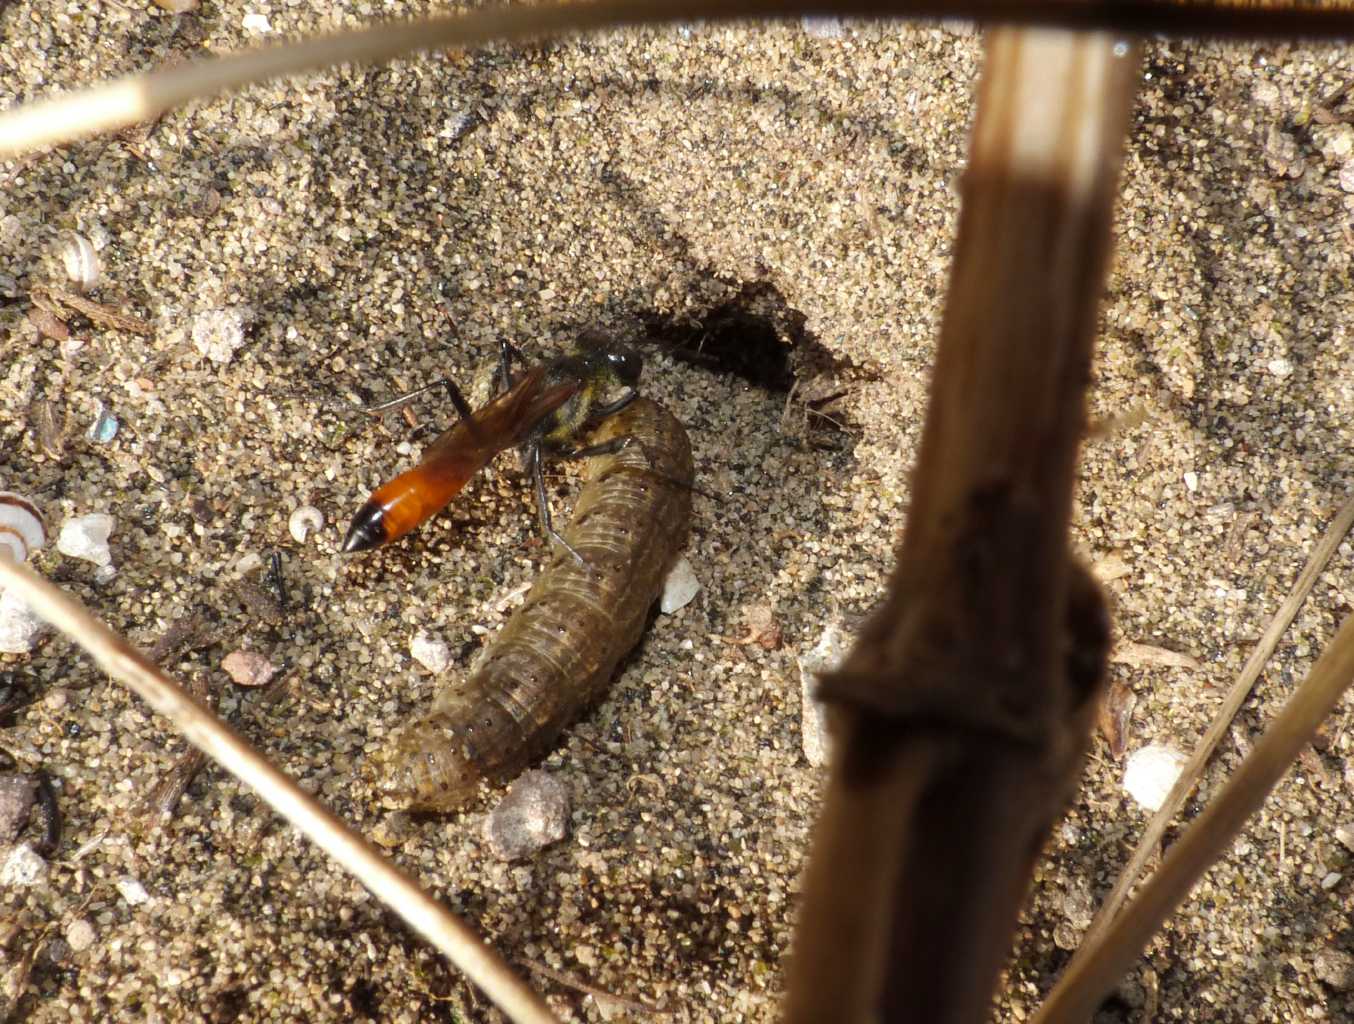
1075,490,1354,953
520,959,673,1016
34,286,153,336
0,559,559,1024
1034,604,1354,1023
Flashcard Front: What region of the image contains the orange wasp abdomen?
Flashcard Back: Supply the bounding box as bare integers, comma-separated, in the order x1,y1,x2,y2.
342,367,580,553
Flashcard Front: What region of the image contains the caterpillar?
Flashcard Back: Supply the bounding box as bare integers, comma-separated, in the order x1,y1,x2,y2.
368,397,695,811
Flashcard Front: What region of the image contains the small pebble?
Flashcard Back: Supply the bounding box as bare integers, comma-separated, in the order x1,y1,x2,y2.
152,0,198,11
1335,824,1354,853
190,306,251,365
1183,471,1198,494
1264,127,1305,179
221,650,277,687
1314,948,1354,991
1320,871,1343,891
0,587,47,655
1252,80,1281,106
798,622,852,768
241,11,271,33
1341,160,1354,194
0,842,49,887
484,770,571,861
409,632,451,674
65,918,96,954
370,811,414,850
1122,743,1187,812
1267,357,1294,379
659,556,700,614
0,773,39,844
115,877,150,906
57,514,115,566
287,505,324,544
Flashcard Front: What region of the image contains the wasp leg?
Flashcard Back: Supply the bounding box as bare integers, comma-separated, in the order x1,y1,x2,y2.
362,377,466,416
496,339,530,392
529,442,590,571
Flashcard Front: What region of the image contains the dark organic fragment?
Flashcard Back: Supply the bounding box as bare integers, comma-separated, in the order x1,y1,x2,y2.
371,398,694,811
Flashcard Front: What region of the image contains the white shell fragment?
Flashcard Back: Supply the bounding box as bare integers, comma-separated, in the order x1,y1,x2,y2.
798,621,854,768
659,556,700,614
57,513,115,566
410,631,452,674
115,877,151,906
190,306,252,365
222,650,277,687
0,492,46,562
1122,743,1187,812
0,588,48,654
60,231,100,293
287,505,324,544
484,770,572,861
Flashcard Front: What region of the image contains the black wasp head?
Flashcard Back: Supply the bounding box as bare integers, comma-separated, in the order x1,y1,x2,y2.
604,344,643,387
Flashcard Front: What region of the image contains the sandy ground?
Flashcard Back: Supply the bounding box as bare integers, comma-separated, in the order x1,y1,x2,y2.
2,6,1354,1022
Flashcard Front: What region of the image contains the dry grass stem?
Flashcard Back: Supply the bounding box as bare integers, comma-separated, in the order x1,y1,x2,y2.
1109,641,1201,670
3,1,1354,157
1076,490,1354,953
0,559,559,1024
784,28,1138,1023
1034,604,1354,1023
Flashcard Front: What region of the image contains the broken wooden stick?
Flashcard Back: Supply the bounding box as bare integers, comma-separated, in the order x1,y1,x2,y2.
785,27,1139,1024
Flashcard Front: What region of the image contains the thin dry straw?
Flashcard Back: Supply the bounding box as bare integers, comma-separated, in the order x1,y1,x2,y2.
1076,491,1354,954
0,558,560,1024
1035,593,1354,1023
4,1,1354,157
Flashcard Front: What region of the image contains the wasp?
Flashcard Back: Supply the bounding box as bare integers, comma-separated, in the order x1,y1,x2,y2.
341,335,644,556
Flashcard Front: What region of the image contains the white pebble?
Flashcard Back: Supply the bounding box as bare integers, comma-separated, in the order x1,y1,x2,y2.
65,918,96,953
1341,160,1354,194
484,770,572,861
222,650,277,687
116,877,150,906
1336,824,1354,853
1123,743,1187,812
191,306,252,365
1267,357,1294,379
0,843,49,887
659,556,700,614
798,622,853,768
0,845,48,883
241,11,271,33
0,492,46,562
1321,871,1343,891
57,513,115,566
288,505,324,544
410,631,451,674
59,232,100,293
0,587,47,654
1183,471,1199,494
